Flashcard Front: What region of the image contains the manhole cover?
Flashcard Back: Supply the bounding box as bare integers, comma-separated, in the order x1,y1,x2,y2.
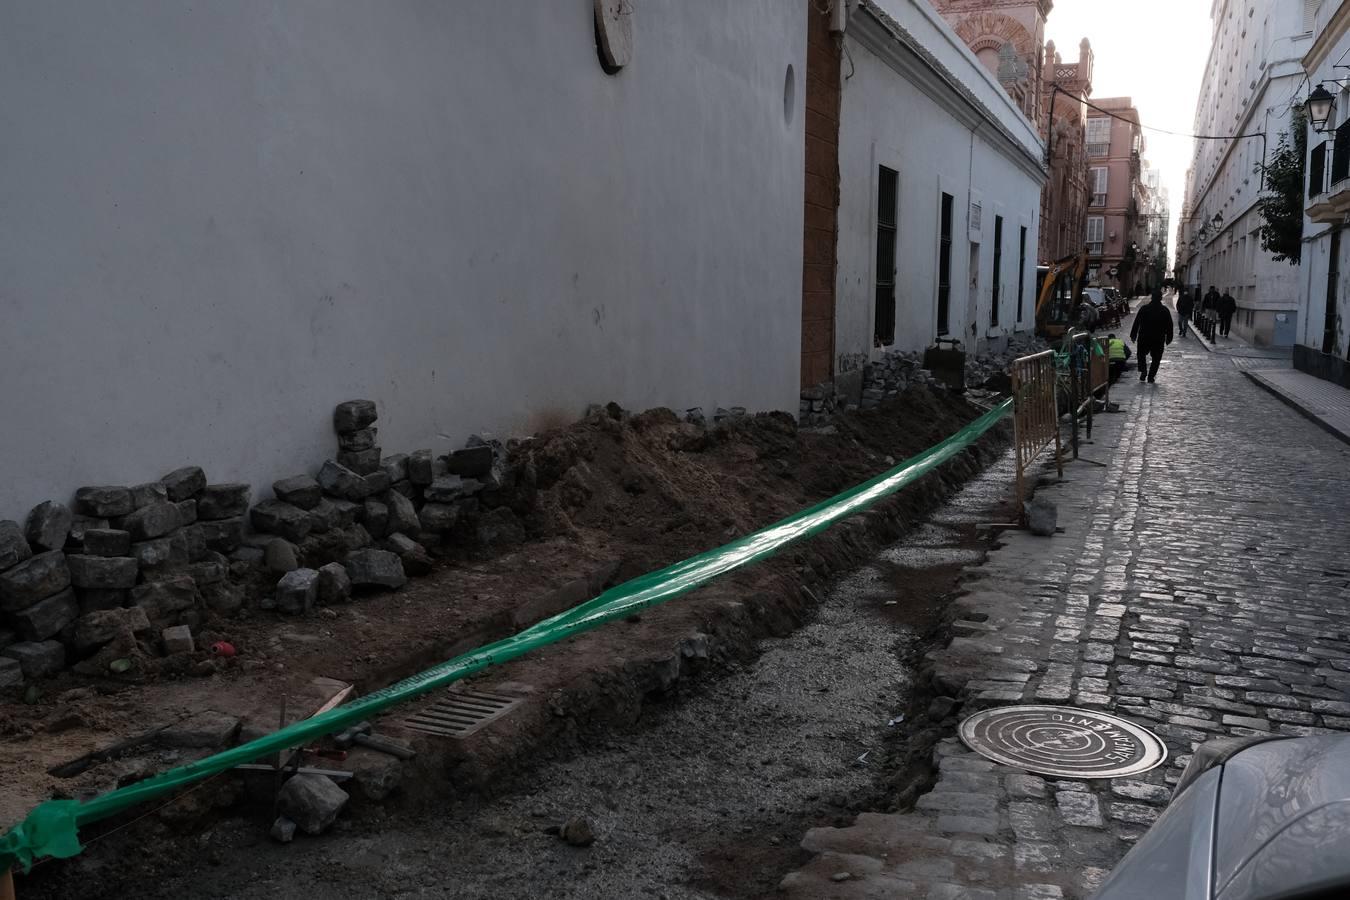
400,687,524,739
959,705,1167,778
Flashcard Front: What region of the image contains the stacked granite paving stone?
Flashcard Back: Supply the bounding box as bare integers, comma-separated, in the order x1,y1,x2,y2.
0,398,522,689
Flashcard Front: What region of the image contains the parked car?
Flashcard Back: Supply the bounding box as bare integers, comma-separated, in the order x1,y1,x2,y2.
1092,734,1350,900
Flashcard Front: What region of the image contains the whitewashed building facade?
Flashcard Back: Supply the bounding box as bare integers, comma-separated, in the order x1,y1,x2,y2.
832,0,1046,398
1177,0,1310,347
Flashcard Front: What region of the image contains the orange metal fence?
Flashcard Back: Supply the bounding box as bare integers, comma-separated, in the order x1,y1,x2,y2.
1010,349,1062,510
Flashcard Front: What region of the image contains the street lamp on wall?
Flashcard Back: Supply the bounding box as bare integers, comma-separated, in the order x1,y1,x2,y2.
1307,84,1336,133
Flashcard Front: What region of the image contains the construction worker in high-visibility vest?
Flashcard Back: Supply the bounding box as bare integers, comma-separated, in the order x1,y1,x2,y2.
1106,333,1131,384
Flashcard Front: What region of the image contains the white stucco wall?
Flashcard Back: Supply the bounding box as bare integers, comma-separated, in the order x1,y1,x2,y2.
834,0,1044,369
0,1,805,519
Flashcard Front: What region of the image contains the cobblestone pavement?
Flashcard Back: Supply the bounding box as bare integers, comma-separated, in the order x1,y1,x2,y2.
781,320,1350,899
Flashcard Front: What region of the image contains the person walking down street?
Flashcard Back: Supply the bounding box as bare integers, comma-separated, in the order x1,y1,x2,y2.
1130,288,1173,383
1177,289,1194,337
1219,290,1237,337
1106,333,1132,383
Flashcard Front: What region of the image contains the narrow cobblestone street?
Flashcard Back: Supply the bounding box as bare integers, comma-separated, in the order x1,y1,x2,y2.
781,305,1350,898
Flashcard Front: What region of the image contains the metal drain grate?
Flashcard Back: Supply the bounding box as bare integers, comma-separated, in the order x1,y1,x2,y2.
400,687,524,738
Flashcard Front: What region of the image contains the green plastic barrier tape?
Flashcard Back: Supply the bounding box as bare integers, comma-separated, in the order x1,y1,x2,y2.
0,398,1011,872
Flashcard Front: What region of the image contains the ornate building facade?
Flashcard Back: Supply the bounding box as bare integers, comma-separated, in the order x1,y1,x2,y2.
1038,37,1092,264
931,0,1051,124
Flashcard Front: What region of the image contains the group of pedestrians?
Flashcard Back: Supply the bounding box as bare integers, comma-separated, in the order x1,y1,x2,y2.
1177,285,1237,337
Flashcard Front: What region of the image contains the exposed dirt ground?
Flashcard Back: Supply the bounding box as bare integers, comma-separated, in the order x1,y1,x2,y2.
7,387,1011,897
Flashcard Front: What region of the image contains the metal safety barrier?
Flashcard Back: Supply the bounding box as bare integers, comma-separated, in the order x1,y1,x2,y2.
1010,349,1062,510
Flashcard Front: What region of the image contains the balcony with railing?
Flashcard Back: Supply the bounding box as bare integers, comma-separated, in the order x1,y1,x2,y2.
1308,126,1350,223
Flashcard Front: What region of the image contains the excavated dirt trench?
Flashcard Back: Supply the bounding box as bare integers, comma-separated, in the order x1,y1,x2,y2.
14,390,1016,899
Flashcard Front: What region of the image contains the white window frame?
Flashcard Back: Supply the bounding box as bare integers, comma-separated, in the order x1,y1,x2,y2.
1086,117,1111,158
1086,216,1105,255
1090,167,1108,207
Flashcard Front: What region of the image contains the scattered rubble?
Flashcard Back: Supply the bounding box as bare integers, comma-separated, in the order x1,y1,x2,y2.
277,773,349,835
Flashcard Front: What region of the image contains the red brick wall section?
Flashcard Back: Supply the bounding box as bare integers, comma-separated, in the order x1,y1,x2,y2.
801,0,840,389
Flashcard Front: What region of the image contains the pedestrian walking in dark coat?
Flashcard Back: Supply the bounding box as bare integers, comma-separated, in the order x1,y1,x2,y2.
1130,288,1173,382
1177,290,1194,337
1219,291,1237,337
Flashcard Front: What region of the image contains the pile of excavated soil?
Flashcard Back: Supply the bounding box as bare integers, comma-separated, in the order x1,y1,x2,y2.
3,387,1006,876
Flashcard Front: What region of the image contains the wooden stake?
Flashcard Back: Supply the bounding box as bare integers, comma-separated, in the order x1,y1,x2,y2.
2,867,16,900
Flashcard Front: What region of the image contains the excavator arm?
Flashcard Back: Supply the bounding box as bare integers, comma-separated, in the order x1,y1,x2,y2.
1035,251,1088,338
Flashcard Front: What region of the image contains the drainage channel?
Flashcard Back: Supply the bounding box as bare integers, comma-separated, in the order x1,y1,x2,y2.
37,450,1023,900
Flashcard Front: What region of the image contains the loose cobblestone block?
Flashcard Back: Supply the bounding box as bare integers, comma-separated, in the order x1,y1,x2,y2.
275,568,318,615
252,500,314,543
0,551,71,612
1110,781,1171,805
338,447,382,476
25,501,73,553
1056,790,1105,828
316,562,351,605
0,657,22,689
273,475,323,510
67,555,138,590
935,815,998,835
12,588,78,641
318,460,371,501
344,549,406,590
333,400,377,434
199,518,244,553
1,640,65,678
75,486,133,518
338,427,378,452
73,607,152,653
83,529,132,558
160,466,207,502
1108,802,1160,826
123,502,179,541
162,624,194,654
0,520,33,571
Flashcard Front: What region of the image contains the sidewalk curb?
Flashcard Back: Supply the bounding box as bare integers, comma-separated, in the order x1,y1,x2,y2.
1244,369,1350,447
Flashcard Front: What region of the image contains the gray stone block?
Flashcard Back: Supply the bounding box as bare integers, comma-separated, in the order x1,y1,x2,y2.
362,500,389,539
25,501,73,553
333,399,377,434
362,471,392,496
384,491,420,536
175,499,198,526
83,529,132,558
132,538,174,569
162,625,194,654
273,475,322,510
160,466,207,502
199,518,244,553
13,588,78,641
276,568,319,615
343,524,373,551
76,588,127,614
390,480,415,499
407,450,434,486
419,503,458,532
265,539,299,574
160,710,240,748
129,482,169,509
278,772,349,834
345,549,406,590
131,576,198,625
307,499,339,533
0,520,33,571
338,427,378,452
196,484,251,520
318,460,370,501
424,475,480,503
66,515,108,548
330,498,362,528
447,446,494,478
122,502,179,541
0,657,22,689
201,581,245,614
1024,498,1057,537
386,533,433,576
338,447,381,475
68,555,139,590
187,561,227,586
0,551,71,612
381,454,409,484
76,486,133,518
182,523,209,561
316,562,351,604
270,817,296,844
73,607,152,654
0,629,13,650
251,500,313,543
1,640,66,679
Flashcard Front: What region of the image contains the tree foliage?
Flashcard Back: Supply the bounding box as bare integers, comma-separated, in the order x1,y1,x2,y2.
1256,109,1306,265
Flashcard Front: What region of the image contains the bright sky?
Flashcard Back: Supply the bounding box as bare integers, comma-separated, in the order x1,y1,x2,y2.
1045,0,1213,266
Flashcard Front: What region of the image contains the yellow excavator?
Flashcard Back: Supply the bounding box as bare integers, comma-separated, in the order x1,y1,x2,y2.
1034,252,1089,339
